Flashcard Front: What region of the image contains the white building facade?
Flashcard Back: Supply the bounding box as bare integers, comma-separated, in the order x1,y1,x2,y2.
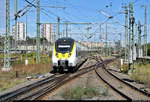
12,22,26,41
42,24,53,42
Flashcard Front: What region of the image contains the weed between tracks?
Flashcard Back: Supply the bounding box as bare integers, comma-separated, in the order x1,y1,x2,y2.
61,85,109,100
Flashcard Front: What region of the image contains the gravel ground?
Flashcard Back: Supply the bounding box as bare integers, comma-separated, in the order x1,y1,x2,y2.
41,59,125,100
42,71,121,100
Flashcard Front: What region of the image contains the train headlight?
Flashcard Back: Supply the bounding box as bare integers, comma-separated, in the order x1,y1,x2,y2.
68,53,71,57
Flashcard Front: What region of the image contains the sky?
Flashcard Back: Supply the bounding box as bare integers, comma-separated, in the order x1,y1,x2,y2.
0,0,150,43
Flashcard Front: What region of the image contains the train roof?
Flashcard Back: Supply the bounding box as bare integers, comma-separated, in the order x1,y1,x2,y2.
56,37,75,42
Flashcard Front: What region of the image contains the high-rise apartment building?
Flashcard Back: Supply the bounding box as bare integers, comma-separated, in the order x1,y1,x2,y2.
12,22,26,41
42,24,53,43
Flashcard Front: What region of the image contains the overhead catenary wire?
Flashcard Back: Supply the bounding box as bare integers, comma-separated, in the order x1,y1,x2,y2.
24,0,69,22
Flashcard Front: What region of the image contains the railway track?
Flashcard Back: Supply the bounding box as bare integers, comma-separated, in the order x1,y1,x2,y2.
94,56,150,101
0,56,107,101
1,55,149,101
0,73,65,101
0,57,89,101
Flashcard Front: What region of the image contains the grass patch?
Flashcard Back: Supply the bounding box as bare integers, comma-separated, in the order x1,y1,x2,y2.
0,63,52,92
0,52,52,65
0,52,52,92
12,63,52,77
0,78,25,92
130,60,150,87
62,85,100,100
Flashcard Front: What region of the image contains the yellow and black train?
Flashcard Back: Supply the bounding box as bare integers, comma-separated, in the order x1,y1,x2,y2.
52,37,77,72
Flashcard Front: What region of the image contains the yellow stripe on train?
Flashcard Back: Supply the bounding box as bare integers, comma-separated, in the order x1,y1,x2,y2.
54,42,76,59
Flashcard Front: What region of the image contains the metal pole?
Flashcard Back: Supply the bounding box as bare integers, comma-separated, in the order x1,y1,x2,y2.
144,6,147,57
124,6,128,62
53,25,56,42
63,29,65,37
114,40,116,55
138,21,142,58
120,33,122,56
66,23,68,37
135,23,138,57
57,17,60,38
108,41,111,56
105,23,108,56
36,0,40,63
15,0,18,53
25,14,28,65
128,3,132,72
3,0,11,70
26,14,28,59
99,25,102,54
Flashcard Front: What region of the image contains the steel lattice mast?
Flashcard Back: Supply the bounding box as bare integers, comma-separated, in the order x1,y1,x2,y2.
131,3,135,72
3,0,11,70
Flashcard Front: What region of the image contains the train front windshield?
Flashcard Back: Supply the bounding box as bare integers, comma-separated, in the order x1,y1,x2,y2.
55,40,74,53
58,45,71,52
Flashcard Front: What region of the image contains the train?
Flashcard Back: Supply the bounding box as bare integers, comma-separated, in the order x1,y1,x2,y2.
52,37,78,72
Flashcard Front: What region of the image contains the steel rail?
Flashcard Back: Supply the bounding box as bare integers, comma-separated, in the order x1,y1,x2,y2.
28,58,117,100
105,62,150,97
22,60,102,100
95,68,131,100
95,56,150,100
19,74,70,100
0,74,62,102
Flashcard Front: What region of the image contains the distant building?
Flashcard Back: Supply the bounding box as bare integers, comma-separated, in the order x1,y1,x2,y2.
12,22,26,41
42,24,53,43
0,33,5,37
